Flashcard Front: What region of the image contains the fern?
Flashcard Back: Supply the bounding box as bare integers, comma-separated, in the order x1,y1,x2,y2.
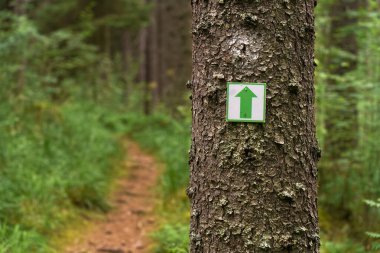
364,199,380,208
365,198,380,251
366,232,380,239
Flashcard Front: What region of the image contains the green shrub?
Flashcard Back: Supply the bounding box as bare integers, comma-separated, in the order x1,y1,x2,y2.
365,199,380,251
122,112,191,198
0,102,121,252
0,12,127,251
321,239,366,253
152,224,189,253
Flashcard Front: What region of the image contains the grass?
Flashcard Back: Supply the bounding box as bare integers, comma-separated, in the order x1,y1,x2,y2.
0,225,48,253
0,101,123,253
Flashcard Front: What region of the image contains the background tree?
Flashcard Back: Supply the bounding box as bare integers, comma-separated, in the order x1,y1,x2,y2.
134,0,192,114
319,0,362,222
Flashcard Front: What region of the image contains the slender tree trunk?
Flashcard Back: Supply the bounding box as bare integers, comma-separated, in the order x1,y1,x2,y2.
133,0,191,111
12,0,29,97
321,0,362,221
138,25,152,115
152,0,161,106
324,0,361,160
11,0,29,14
189,1,319,252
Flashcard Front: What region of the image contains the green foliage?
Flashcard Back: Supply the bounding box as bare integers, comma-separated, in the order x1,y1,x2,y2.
152,224,189,253
316,0,380,250
0,225,49,253
16,0,150,33
365,199,380,209
123,112,191,197
0,8,141,252
27,0,151,59
321,239,366,253
355,0,380,198
365,199,380,251
0,101,121,252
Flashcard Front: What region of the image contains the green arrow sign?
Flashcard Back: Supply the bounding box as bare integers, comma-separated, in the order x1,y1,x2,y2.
226,82,266,123
235,86,257,118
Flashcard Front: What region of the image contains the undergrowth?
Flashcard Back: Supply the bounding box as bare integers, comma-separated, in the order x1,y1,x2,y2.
0,102,121,253
0,12,129,252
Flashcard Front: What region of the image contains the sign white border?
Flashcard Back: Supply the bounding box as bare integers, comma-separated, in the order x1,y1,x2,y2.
226,82,267,123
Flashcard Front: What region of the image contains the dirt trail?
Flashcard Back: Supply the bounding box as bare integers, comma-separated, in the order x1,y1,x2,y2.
66,141,159,253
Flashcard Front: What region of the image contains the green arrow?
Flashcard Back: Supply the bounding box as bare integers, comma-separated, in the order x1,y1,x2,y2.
235,86,257,118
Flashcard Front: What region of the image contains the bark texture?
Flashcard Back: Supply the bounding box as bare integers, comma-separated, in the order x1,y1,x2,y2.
189,1,319,252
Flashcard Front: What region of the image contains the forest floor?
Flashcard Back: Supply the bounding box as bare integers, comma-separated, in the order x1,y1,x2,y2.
64,141,160,253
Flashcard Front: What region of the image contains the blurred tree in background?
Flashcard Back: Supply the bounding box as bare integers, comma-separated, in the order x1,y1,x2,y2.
134,0,191,114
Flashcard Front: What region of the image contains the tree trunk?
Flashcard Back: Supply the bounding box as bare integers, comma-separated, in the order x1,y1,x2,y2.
152,0,161,106
321,0,362,221
324,0,361,160
158,0,192,111
138,25,152,115
131,0,191,111
189,1,319,252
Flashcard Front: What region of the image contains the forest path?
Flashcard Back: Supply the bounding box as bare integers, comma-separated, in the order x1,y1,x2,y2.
65,141,160,253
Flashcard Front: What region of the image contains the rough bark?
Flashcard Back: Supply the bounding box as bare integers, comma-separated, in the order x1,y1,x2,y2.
189,1,319,252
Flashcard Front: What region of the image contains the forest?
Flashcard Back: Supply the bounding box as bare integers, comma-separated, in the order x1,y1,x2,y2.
0,0,379,252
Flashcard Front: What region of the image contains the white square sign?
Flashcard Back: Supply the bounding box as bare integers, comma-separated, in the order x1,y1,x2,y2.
226,82,266,123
